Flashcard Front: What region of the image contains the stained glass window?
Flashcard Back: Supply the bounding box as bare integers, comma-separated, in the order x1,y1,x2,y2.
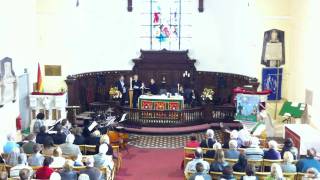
139,0,192,50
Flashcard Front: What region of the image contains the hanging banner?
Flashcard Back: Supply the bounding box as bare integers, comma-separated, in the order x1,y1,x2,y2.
262,68,283,100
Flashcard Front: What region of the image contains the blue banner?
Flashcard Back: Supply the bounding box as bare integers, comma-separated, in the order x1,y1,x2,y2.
262,68,282,100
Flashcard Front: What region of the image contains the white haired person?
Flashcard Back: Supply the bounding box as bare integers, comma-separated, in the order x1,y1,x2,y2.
266,163,285,180
10,153,33,178
245,137,264,160
59,134,82,157
93,144,114,178
225,140,240,159
6,146,20,166
185,147,210,177
3,133,19,154
78,174,90,180
80,156,102,180
95,134,113,156
205,142,222,158
304,168,320,179
200,129,216,149
264,140,281,160
281,151,297,173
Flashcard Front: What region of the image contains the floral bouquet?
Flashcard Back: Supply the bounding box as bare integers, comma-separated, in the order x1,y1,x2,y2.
201,88,215,102
109,87,122,99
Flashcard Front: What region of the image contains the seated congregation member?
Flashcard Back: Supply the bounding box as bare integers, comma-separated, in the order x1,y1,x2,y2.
3,133,19,154
205,142,222,158
10,153,33,178
52,124,66,145
78,174,90,180
185,135,200,158
266,163,285,180
296,148,320,172
225,140,240,159
238,128,252,148
233,154,248,172
95,134,113,156
0,171,7,180
6,147,20,166
28,144,44,166
281,151,296,173
50,147,66,168
60,134,82,157
50,172,61,180
188,162,212,180
80,157,102,180
245,137,264,160
72,127,86,145
280,138,298,160
42,136,55,156
148,78,158,95
22,134,36,154
184,147,210,176
61,119,71,136
33,113,45,134
305,168,320,179
94,144,114,170
223,130,241,149
220,166,236,180
200,129,216,148
35,157,54,179
19,168,31,180
241,164,258,180
264,140,281,160
59,160,78,180
210,149,229,172
36,126,50,144
85,130,101,146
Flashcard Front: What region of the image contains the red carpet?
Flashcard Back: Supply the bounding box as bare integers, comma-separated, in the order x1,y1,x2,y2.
116,146,184,180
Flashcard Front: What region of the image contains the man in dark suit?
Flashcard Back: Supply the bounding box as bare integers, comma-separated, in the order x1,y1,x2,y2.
115,75,127,106
132,74,142,108
148,78,158,95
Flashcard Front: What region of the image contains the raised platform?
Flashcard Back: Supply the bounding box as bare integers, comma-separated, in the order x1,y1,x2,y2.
123,122,242,134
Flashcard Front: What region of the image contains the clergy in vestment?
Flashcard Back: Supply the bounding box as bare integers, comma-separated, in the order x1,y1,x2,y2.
148,78,158,95
132,74,142,108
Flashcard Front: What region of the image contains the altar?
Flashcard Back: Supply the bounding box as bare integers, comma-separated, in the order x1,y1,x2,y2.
138,94,184,111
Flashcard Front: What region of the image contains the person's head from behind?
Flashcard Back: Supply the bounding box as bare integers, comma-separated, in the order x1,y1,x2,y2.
100,134,110,145
249,137,260,148
195,162,204,173
245,164,256,176
268,140,278,150
7,133,15,141
194,147,203,159
99,144,109,154
222,166,233,176
307,148,317,158
53,147,62,157
189,135,197,142
85,156,94,168
0,171,8,180
49,172,61,180
66,134,75,144
206,129,214,139
26,134,36,142
39,126,46,134
283,151,294,163
33,144,42,154
270,163,283,178
43,157,53,167
61,119,68,127
237,154,247,166
306,168,319,178
63,160,74,172
229,140,238,150
214,149,225,163
78,174,90,180
284,138,293,148
18,153,28,165
230,130,239,139
43,136,54,148
19,168,30,180
212,142,222,150
36,113,45,120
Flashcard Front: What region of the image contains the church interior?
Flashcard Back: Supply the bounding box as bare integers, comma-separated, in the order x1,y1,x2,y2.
1,0,320,179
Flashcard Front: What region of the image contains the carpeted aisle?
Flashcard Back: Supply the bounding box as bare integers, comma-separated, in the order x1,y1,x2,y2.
116,146,184,180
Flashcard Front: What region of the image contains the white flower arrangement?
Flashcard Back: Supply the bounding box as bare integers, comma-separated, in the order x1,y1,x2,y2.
201,88,215,101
